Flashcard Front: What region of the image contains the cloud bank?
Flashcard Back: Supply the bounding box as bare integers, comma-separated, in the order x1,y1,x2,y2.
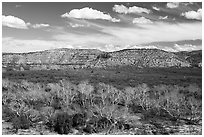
61,7,120,22
174,43,201,51
32,23,50,28
113,4,151,14
181,9,202,20
2,15,50,29
159,16,168,20
2,15,29,29
132,17,153,24
152,6,160,11
2,37,73,53
166,2,179,8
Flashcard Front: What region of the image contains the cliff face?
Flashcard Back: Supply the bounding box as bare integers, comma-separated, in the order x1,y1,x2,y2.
2,48,197,71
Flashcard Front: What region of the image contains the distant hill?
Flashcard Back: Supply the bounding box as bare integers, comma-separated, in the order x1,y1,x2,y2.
2,48,201,71
174,50,202,67
92,49,190,68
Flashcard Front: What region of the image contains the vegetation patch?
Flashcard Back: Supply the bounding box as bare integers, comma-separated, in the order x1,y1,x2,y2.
2,76,202,135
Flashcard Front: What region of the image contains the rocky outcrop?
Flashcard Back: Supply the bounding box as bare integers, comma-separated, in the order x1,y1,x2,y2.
2,48,194,71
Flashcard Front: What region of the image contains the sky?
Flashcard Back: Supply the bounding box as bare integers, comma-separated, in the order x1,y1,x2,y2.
2,2,202,53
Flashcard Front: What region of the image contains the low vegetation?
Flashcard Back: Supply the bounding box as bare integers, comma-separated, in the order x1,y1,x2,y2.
2,67,202,88
2,77,202,135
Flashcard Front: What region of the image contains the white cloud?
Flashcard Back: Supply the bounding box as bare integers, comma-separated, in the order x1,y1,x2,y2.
2,15,51,29
2,37,73,53
174,44,201,51
132,17,153,24
111,18,121,22
112,5,128,14
15,5,22,8
113,4,151,14
32,23,50,28
69,23,85,28
52,22,201,52
181,9,202,20
104,44,128,52
166,2,180,8
61,7,120,22
2,15,29,29
152,6,160,11
159,16,168,20
131,45,158,49
3,22,201,53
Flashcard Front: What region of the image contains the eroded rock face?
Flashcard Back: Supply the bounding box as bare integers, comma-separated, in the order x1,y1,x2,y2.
2,48,193,71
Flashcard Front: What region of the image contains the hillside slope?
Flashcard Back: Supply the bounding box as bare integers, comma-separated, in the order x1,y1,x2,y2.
92,49,190,68
3,48,199,71
174,50,202,67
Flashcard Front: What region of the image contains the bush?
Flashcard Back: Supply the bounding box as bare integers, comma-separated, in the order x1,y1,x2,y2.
96,117,112,132
2,105,17,122
12,114,31,130
2,79,202,134
52,112,73,134
97,53,111,59
72,113,86,129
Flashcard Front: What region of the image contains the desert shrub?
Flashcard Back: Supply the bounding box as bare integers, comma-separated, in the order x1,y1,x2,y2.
122,87,136,106
20,80,37,91
78,80,94,96
22,90,52,109
51,111,73,134
152,84,171,96
12,114,31,130
146,84,202,123
97,53,111,59
47,80,79,111
91,83,124,120
50,94,63,110
39,106,55,125
2,79,22,93
185,83,202,98
2,79,13,92
26,109,42,123
83,115,99,133
124,83,151,111
2,78,202,134
128,103,144,113
72,113,86,129
2,91,17,105
96,117,112,132
2,105,17,122
183,96,202,122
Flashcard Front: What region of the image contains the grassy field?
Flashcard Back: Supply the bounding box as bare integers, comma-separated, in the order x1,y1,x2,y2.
2,67,202,135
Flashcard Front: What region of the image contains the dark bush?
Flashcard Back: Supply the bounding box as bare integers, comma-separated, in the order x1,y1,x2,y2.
83,124,96,134
50,95,62,110
83,116,99,133
128,103,144,114
96,117,112,132
142,108,159,119
12,114,31,130
115,119,131,130
52,112,73,134
97,53,111,59
2,105,17,122
72,113,86,129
